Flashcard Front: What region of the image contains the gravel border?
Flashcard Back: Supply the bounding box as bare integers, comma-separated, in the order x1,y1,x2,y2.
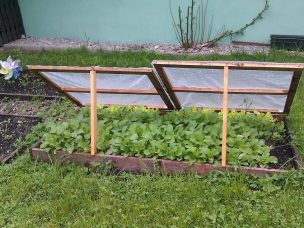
3,37,271,56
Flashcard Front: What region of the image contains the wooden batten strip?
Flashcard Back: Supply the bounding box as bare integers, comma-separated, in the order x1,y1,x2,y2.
27,65,153,74
27,65,92,73
152,60,304,71
84,104,281,113
93,66,152,74
90,70,97,156
84,103,167,109
284,70,303,113
62,87,159,95
221,66,229,167
173,87,289,95
195,106,281,113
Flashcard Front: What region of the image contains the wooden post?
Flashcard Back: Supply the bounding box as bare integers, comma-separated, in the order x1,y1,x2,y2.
90,69,97,156
221,66,229,167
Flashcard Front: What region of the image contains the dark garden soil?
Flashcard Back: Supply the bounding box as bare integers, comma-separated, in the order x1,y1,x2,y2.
267,131,297,169
0,72,60,97
0,99,56,116
0,115,41,162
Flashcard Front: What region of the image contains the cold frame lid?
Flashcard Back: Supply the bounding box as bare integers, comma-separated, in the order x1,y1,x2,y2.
152,60,304,113
26,65,174,109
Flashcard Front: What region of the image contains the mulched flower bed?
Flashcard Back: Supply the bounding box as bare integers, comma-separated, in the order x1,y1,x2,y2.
3,37,271,56
0,72,60,97
0,115,41,162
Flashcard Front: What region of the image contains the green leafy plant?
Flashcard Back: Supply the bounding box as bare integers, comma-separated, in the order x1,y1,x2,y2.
40,106,284,168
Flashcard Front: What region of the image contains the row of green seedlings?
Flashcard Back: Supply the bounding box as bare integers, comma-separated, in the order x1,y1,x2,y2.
40,106,284,167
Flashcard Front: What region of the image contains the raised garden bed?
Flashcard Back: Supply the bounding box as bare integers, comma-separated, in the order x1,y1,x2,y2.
0,114,41,163
30,107,301,176
0,93,60,101
26,61,304,175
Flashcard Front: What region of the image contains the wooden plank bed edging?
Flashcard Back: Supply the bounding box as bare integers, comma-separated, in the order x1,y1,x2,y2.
30,143,288,176
0,93,61,101
1,149,17,164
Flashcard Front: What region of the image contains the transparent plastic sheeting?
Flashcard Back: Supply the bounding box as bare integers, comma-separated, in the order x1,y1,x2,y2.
176,93,287,111
164,68,293,111
41,69,292,111
41,72,155,89
68,93,166,107
164,68,293,89
41,72,166,107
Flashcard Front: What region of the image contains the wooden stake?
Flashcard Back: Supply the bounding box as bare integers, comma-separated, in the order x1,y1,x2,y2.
221,66,229,167
90,70,97,156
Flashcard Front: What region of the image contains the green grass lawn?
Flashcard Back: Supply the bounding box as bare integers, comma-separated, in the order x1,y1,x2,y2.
1,154,304,227
1,48,304,227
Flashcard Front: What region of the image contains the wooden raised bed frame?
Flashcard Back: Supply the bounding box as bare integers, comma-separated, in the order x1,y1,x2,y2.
31,142,289,176
27,61,304,176
30,121,302,176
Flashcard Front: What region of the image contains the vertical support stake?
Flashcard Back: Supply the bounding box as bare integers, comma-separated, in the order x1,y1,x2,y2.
90,69,97,156
221,66,229,167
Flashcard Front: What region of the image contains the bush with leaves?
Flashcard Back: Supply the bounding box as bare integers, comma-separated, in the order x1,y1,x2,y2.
40,106,284,167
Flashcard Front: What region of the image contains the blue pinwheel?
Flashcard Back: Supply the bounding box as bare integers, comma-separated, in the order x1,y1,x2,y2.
0,56,22,80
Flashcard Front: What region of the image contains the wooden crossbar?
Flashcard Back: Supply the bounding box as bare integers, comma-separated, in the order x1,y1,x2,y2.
62,88,159,95
27,65,153,74
194,106,280,113
84,103,167,109
173,87,289,95
152,60,304,71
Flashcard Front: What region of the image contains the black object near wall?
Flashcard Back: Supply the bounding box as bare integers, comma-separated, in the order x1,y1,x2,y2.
271,35,304,51
0,0,25,47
